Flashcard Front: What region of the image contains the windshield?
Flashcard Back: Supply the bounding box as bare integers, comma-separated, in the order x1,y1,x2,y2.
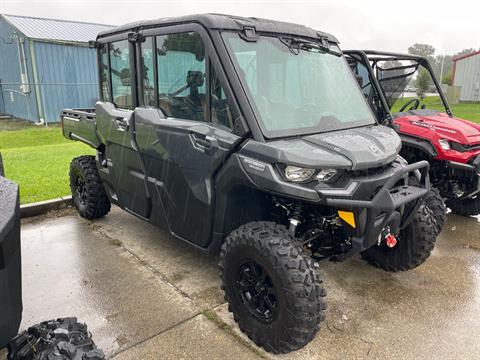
222,33,376,137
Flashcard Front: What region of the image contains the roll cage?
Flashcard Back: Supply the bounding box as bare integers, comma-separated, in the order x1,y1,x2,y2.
345,50,453,119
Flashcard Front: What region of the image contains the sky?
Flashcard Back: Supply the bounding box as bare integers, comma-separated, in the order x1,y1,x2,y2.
1,0,478,55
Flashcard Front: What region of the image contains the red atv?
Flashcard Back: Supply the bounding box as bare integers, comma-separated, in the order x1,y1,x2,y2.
346,50,480,222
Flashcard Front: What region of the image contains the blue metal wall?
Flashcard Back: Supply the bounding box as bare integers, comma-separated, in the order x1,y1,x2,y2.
33,41,99,123
0,18,39,121
0,17,99,123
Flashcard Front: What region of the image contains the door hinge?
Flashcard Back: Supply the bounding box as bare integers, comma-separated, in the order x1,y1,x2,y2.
88,40,99,49
128,32,144,43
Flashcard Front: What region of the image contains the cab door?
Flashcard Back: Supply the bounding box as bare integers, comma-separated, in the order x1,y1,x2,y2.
96,39,150,217
134,27,244,247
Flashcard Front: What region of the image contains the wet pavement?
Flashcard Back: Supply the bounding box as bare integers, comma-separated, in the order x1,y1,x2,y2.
14,207,480,359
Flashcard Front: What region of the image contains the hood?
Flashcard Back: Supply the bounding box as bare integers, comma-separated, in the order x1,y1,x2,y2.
240,125,401,171
394,110,480,145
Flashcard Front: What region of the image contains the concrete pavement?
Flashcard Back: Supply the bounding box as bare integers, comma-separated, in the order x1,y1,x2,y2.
16,207,480,359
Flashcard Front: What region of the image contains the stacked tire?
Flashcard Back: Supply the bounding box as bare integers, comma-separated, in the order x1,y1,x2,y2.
7,317,104,360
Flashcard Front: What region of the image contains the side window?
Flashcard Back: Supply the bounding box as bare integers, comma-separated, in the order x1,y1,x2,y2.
210,65,233,129
99,44,111,102
109,40,133,109
141,37,155,106
156,32,206,121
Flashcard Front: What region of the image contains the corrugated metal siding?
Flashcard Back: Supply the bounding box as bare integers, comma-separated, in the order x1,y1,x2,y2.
33,41,99,122
0,18,39,121
454,54,480,102
2,14,113,43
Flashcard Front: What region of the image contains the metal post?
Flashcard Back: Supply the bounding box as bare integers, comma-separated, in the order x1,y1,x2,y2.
439,55,445,84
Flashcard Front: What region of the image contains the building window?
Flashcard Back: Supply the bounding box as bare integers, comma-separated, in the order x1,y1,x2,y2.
100,44,111,102
141,37,155,106
156,32,206,121
109,40,133,109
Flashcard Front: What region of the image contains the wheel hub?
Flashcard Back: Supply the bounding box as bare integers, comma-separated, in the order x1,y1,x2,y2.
235,261,278,323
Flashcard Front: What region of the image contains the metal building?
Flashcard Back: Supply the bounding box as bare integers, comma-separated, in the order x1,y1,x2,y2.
0,14,113,123
452,51,480,102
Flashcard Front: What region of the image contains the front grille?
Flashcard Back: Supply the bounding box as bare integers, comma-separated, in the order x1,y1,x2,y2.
349,162,395,178
451,142,480,152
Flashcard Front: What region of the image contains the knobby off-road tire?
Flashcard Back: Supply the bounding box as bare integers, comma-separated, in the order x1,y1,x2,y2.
424,187,446,235
219,222,327,354
362,205,436,272
7,317,105,360
69,155,110,220
409,177,446,235
447,196,480,217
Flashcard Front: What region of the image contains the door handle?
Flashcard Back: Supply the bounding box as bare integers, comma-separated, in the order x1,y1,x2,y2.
115,117,129,131
191,134,218,153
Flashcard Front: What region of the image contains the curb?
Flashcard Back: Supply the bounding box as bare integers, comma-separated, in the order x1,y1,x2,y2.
20,196,72,218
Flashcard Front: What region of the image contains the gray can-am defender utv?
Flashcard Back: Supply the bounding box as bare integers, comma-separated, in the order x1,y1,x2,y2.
61,14,436,353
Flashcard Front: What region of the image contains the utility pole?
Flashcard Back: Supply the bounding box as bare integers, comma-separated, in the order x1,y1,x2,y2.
439,55,445,84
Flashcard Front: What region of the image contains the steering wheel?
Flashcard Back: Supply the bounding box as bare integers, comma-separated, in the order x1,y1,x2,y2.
399,98,420,112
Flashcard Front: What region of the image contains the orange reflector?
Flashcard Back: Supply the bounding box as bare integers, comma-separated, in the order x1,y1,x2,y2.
338,211,355,228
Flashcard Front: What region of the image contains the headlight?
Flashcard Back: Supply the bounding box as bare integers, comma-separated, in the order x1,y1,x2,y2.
438,139,451,151
284,166,315,182
316,169,337,182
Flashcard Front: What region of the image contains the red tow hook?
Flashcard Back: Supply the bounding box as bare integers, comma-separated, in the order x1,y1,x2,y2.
385,234,398,248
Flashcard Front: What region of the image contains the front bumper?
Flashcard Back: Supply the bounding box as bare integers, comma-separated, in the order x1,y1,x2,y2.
238,154,430,259
318,161,431,260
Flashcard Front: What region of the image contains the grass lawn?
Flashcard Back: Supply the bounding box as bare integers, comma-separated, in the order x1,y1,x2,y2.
392,96,480,123
1,124,94,204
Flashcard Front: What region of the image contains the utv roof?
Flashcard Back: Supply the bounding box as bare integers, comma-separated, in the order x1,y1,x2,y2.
97,13,338,43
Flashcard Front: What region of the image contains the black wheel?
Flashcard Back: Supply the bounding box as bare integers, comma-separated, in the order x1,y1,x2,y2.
69,155,110,220
7,317,105,360
219,222,326,354
362,205,436,272
447,196,480,217
424,187,446,235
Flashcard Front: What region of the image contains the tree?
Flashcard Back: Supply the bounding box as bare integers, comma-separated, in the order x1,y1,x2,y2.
454,48,478,58
408,43,436,63
416,69,431,99
408,43,440,81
